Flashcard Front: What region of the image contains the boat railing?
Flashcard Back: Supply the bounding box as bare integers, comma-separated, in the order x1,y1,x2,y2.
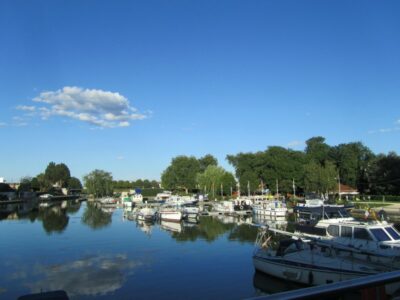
247,270,400,300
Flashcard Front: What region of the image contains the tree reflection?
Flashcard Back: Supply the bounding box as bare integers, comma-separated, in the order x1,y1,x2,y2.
172,217,235,242
228,224,258,244
66,202,81,215
81,203,112,229
38,207,69,234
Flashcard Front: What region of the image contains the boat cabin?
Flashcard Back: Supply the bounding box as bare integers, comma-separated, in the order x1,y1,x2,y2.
325,222,400,246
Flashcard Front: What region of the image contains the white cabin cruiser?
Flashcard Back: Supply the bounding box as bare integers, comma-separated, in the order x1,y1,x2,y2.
253,227,392,286
158,206,182,222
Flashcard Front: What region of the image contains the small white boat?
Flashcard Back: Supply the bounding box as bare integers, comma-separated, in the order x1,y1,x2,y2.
158,206,182,222
137,207,156,222
182,205,199,219
252,200,287,217
253,228,391,286
213,201,235,214
154,191,173,203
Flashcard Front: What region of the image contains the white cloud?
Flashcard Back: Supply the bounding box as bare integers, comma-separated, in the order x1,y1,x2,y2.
16,105,36,111
116,156,125,160
0,122,7,127
368,127,400,134
25,86,147,128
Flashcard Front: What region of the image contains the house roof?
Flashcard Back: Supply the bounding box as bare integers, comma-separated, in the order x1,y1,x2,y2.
337,184,358,194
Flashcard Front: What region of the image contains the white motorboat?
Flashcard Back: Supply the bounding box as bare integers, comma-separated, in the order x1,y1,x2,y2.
253,227,391,286
182,205,199,219
213,201,235,214
154,191,172,203
253,200,287,217
158,206,182,222
137,207,156,222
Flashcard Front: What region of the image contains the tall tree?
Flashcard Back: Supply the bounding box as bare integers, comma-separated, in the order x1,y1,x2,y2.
83,169,113,198
303,160,337,196
44,162,71,187
196,165,235,197
198,154,218,172
329,142,375,192
369,152,400,195
161,156,201,193
305,136,331,166
68,177,83,189
18,176,33,192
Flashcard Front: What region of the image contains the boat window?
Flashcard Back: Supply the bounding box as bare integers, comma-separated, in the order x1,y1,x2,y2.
385,227,400,240
327,211,340,218
370,228,391,241
341,226,352,238
327,225,339,237
354,228,372,240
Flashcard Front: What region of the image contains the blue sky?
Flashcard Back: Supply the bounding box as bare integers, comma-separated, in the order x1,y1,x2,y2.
1,0,400,182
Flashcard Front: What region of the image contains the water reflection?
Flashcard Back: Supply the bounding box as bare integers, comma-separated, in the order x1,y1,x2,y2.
252,215,288,231
38,206,69,234
160,220,182,233
136,219,153,237
1,201,316,299
0,200,84,234
253,270,304,296
0,199,39,220
81,203,112,230
24,254,142,297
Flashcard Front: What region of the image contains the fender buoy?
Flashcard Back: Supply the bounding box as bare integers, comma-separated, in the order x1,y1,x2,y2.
239,205,244,210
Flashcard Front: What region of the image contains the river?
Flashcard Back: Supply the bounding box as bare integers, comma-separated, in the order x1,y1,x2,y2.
0,201,299,299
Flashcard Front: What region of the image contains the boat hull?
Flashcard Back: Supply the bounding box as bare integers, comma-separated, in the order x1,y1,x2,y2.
253,255,372,286
159,211,182,222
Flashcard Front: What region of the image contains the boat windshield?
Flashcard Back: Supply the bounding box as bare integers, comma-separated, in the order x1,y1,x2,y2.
370,228,391,241
385,227,400,240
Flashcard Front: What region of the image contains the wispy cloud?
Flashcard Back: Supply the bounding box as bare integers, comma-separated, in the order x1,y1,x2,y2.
368,127,400,134
287,140,305,148
0,122,6,127
116,156,125,160
17,86,148,128
16,105,36,111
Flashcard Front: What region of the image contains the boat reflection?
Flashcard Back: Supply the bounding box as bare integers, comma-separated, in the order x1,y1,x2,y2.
253,270,304,296
136,219,153,236
252,214,288,231
160,220,182,233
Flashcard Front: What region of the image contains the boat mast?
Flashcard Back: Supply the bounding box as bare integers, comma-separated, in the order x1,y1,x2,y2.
276,179,279,198
292,178,296,199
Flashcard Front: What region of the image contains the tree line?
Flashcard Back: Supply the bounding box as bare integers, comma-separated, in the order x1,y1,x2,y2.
160,137,400,196
227,136,400,196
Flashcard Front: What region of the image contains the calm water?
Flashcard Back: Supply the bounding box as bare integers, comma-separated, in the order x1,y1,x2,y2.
0,201,296,299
